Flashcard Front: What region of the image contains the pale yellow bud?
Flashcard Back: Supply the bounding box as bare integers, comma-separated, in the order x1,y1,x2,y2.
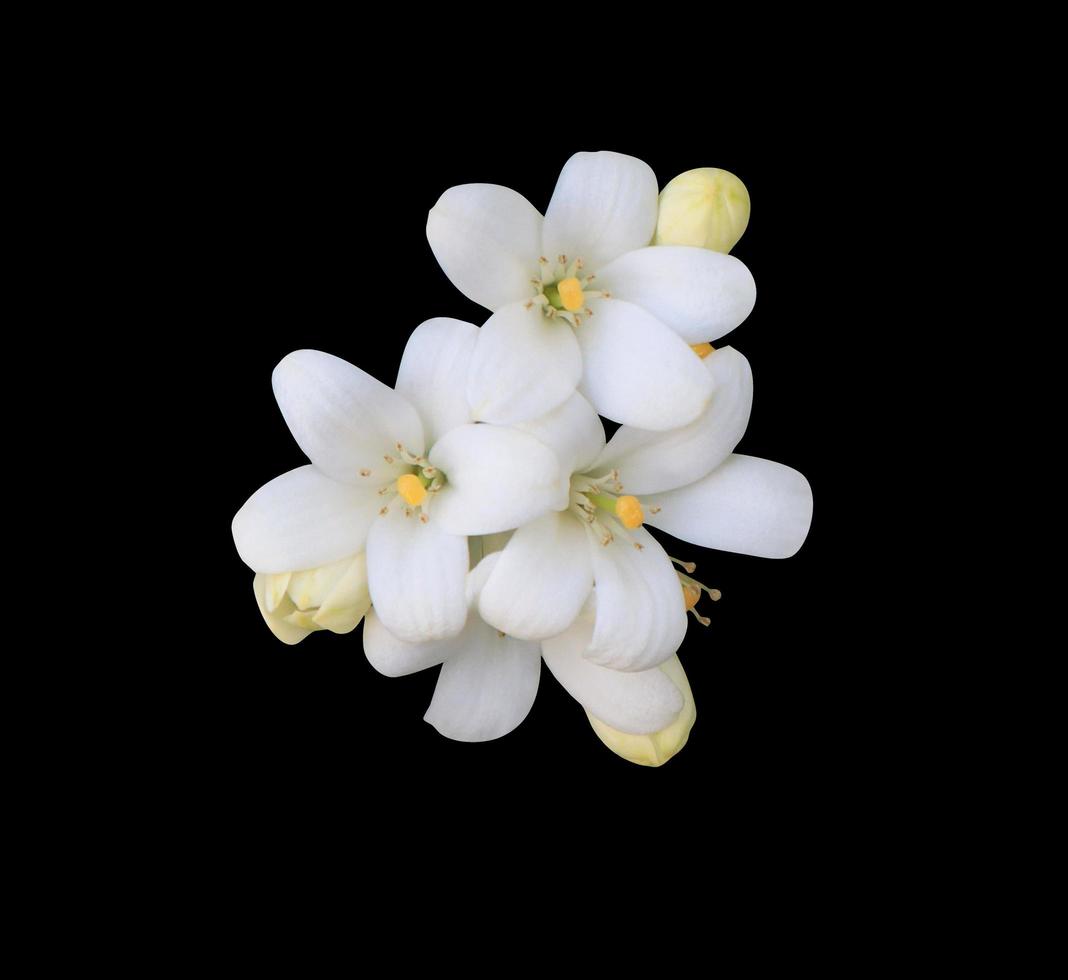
585,655,696,767
654,167,751,253
252,553,371,645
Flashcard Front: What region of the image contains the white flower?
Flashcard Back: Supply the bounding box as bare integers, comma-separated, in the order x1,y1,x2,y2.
363,539,695,754
231,319,565,644
426,150,757,431
474,346,814,669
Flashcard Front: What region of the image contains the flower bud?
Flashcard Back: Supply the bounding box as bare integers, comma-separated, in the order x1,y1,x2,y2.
585,655,696,766
654,167,750,253
253,553,370,645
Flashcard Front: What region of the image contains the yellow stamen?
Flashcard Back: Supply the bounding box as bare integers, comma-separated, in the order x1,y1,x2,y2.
682,583,701,610
557,277,584,312
397,473,427,506
691,343,715,359
615,495,644,529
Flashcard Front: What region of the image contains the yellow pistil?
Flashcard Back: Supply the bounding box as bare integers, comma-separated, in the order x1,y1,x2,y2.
615,495,644,529
397,473,427,506
682,583,701,610
691,343,715,359
557,277,584,312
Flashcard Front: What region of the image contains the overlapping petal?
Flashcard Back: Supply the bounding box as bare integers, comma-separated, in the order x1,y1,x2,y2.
365,504,468,643
596,246,756,343
396,317,479,445
541,605,685,734
542,151,659,271
478,512,593,641
428,423,563,536
512,392,605,484
426,183,543,311
273,350,424,486
585,526,688,672
644,454,813,559
423,623,541,742
465,301,581,425
232,465,381,573
577,298,713,431
588,346,753,494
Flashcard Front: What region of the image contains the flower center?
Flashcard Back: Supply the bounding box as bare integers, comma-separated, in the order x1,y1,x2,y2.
569,471,658,547
525,255,611,327
377,443,446,523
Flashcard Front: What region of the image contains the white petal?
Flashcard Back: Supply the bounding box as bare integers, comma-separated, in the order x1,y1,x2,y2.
595,246,756,343
312,553,371,633
273,349,423,485
426,183,543,311
586,526,687,672
542,151,658,270
577,299,713,430
232,465,381,573
588,346,753,494
363,607,454,677
253,573,312,645
428,424,563,536
542,606,683,734
395,318,479,445
586,654,696,766
466,301,581,425
424,621,541,742
479,512,593,641
365,504,468,642
512,392,605,481
465,551,501,606
644,454,813,559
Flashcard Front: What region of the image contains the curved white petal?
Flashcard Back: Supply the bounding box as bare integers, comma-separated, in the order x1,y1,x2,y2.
312,554,371,633
577,298,713,431
513,392,605,481
424,621,541,742
465,550,501,605
542,151,658,270
586,525,687,672
644,454,813,559
542,606,684,734
428,424,563,536
466,301,581,425
479,512,593,641
232,465,381,573
596,246,756,343
365,504,468,642
586,654,695,766
253,573,312,645
363,607,455,677
426,183,542,311
273,349,423,486
396,318,478,445
588,346,753,494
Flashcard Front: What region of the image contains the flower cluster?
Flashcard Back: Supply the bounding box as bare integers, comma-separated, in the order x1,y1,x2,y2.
232,152,812,766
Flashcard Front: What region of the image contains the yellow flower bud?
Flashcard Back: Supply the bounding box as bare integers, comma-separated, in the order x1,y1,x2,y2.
252,553,371,645
654,167,751,253
585,655,696,767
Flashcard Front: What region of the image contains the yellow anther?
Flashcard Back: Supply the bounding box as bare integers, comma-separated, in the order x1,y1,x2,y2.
691,343,715,359
557,277,585,312
682,583,702,610
615,495,644,529
397,473,427,506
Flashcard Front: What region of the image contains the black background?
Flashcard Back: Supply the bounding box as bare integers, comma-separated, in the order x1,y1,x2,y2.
194,108,855,833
